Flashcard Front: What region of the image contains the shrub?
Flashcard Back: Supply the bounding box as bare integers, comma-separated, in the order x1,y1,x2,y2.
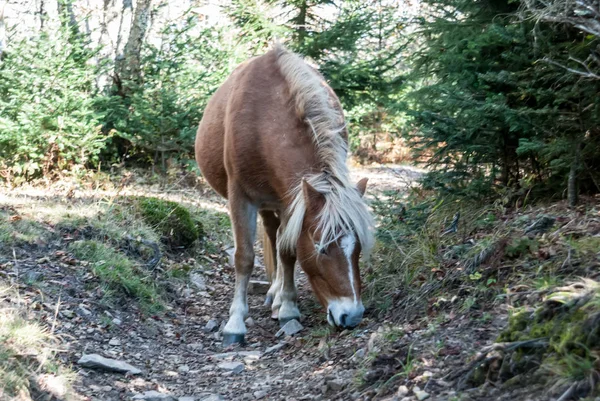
0,29,109,182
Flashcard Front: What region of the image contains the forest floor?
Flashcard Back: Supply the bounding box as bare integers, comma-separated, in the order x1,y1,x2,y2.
1,165,599,401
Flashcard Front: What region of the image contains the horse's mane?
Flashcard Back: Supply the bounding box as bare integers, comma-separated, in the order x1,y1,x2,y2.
274,44,374,257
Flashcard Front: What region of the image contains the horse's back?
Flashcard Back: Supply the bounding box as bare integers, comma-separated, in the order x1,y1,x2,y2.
196,48,318,206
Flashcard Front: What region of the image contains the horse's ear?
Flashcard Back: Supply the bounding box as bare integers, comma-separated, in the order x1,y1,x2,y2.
356,177,368,197
302,179,325,214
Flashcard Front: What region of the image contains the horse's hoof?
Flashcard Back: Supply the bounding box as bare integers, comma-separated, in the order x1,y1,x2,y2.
264,294,273,307
222,333,245,347
271,309,279,320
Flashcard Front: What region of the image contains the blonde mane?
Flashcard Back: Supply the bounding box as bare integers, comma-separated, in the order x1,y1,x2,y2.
274,45,374,257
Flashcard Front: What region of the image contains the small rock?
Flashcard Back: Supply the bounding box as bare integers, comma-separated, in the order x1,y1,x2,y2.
413,387,430,401
61,310,75,319
187,343,203,351
201,395,224,401
327,379,345,392
190,272,207,291
108,338,121,346
352,349,366,360
78,305,92,317
217,361,244,374
77,354,141,375
179,397,195,401
132,390,175,401
253,390,268,399
275,319,303,337
245,317,255,327
264,342,287,355
112,318,122,326
397,385,409,397
102,385,112,392
204,319,219,333
178,365,190,374
247,280,270,295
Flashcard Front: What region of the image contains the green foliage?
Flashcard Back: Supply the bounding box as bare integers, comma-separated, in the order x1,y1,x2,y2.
0,28,109,182
135,197,202,248
506,237,539,258
69,240,162,312
407,0,600,200
99,19,230,166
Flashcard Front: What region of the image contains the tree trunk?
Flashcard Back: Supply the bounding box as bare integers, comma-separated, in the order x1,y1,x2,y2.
57,0,80,36
115,0,152,91
568,141,581,208
0,2,6,59
295,0,307,47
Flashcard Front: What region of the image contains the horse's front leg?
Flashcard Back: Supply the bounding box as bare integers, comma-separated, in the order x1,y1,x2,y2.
275,246,300,326
223,189,257,346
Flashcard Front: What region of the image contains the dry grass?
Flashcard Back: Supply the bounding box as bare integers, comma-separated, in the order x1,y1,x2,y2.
0,286,75,400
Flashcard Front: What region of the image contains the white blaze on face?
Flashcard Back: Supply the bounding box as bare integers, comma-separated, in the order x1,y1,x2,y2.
340,235,358,304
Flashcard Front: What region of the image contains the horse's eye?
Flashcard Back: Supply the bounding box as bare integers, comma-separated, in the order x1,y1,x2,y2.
315,243,327,255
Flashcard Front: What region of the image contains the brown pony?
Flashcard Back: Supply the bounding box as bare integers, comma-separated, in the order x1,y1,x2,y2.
195,44,374,346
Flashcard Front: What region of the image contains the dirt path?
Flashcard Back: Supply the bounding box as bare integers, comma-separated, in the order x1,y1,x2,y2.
1,164,509,401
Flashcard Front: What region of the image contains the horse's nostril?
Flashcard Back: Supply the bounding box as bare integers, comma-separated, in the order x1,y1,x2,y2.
340,313,348,327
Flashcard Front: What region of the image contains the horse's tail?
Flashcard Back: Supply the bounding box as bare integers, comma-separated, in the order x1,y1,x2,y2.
262,222,276,282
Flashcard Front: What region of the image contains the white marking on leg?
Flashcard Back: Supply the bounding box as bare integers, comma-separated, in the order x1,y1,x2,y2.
224,274,250,335
340,235,358,304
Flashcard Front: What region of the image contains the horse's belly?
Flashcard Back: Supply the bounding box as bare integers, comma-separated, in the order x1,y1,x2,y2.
195,118,228,199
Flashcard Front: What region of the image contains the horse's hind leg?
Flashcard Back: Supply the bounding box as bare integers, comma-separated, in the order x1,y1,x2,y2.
223,187,257,346
259,211,280,307
275,230,300,326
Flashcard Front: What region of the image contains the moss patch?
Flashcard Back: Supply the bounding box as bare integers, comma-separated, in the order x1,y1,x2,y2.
135,197,203,248
69,240,163,313
493,280,600,396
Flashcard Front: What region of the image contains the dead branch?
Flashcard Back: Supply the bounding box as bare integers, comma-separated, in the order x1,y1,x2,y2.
542,57,600,80
124,235,161,271
447,338,549,387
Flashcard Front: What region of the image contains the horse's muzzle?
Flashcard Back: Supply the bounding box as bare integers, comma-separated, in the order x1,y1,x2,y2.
327,299,365,328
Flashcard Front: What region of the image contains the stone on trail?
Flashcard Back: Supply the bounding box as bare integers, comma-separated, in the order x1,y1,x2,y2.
275,319,303,337
413,386,430,401
132,390,175,401
108,337,121,346
178,397,195,401
201,395,224,401
264,342,287,355
78,354,141,375
217,361,244,374
396,385,409,397
190,271,207,291
204,319,219,333
247,280,270,295
253,390,268,399
327,379,345,392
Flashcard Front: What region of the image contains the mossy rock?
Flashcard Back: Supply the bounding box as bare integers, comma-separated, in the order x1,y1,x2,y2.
136,197,203,248
492,280,600,396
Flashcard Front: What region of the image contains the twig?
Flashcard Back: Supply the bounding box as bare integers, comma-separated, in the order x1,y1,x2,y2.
560,248,572,270
556,382,576,401
447,338,549,385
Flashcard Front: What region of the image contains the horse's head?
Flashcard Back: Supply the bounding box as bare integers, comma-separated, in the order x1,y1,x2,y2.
296,177,369,329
